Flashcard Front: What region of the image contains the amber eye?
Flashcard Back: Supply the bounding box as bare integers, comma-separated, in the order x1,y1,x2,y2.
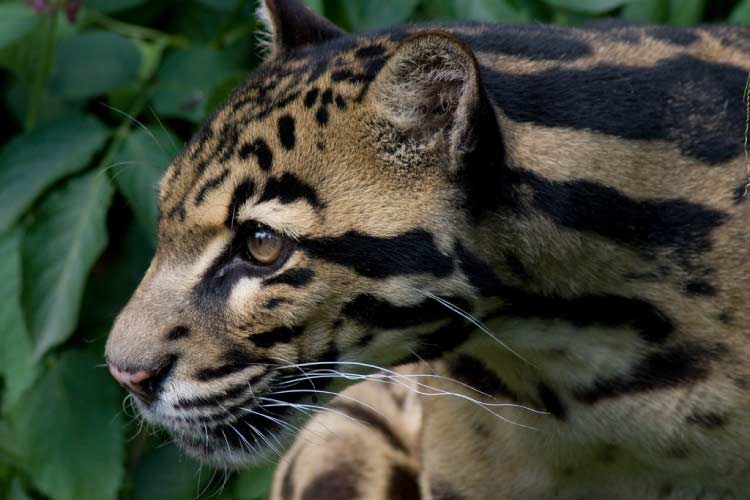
245,229,284,265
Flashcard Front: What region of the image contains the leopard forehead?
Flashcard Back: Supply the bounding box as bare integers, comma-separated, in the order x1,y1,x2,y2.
156,34,409,235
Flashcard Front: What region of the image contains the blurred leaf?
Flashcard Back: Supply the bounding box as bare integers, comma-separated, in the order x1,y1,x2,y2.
111,127,178,243
0,3,38,49
0,115,109,231
621,0,668,22
85,0,147,13
7,478,33,500
0,229,35,411
731,0,750,23
78,222,153,331
49,31,142,99
132,444,207,500
196,0,238,10
6,79,86,127
206,73,246,113
7,349,124,500
422,0,529,21
152,47,244,122
541,0,628,14
303,0,325,13
340,0,419,31
22,172,114,358
233,465,275,500
668,0,705,24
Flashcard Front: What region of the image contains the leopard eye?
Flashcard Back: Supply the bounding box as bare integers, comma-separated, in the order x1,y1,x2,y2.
245,229,284,265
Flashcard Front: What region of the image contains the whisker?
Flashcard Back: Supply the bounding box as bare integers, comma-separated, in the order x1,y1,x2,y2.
413,288,532,367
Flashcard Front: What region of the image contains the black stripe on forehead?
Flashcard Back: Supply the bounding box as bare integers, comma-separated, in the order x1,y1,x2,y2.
277,115,296,150
258,173,324,209
238,139,273,171
303,229,454,278
342,294,470,330
195,168,230,206
484,55,747,164
225,178,256,228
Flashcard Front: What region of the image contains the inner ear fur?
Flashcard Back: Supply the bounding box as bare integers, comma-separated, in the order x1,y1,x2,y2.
371,31,482,171
258,0,345,58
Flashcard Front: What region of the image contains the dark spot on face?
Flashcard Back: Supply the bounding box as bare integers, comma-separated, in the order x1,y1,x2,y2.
387,464,421,500
238,139,273,171
686,411,727,429
258,173,324,209
194,168,230,205
225,178,256,228
315,106,329,125
264,298,289,310
166,325,190,340
263,268,315,288
277,115,296,150
250,325,304,348
685,279,717,296
342,294,468,330
168,204,186,222
300,465,360,500
334,95,347,109
194,348,260,381
328,400,410,453
538,383,566,420
321,88,333,105
303,87,319,108
355,44,386,59
304,229,454,279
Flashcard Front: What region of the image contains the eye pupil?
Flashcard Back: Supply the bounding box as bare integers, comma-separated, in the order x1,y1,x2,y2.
246,229,284,265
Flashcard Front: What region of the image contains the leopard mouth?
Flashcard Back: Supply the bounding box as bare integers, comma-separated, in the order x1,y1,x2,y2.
140,373,329,467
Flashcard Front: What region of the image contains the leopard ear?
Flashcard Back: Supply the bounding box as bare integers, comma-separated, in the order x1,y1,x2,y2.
371,32,483,172
258,0,345,58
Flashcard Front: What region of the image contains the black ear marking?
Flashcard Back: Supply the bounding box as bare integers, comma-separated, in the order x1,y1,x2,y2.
260,0,345,58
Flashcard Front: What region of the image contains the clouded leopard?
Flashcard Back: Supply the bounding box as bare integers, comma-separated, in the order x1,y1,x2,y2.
105,1,750,498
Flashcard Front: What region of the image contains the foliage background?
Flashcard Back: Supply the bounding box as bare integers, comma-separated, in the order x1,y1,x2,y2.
0,0,747,498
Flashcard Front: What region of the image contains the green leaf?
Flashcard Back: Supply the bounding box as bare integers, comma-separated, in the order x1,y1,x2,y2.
422,0,529,22
620,0,668,23
133,445,207,500
0,3,38,49
233,465,275,500
668,0,704,24
6,349,124,500
78,222,153,333
22,172,114,358
0,229,35,410
151,47,244,122
303,0,324,13
341,0,419,31
731,0,750,24
85,0,147,13
49,31,142,99
111,128,178,244
540,0,628,14
7,478,33,500
0,115,109,231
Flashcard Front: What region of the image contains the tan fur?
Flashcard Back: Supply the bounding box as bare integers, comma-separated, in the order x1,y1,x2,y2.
104,2,750,498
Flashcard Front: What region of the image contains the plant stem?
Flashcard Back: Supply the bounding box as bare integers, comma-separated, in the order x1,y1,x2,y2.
26,8,60,130
83,10,189,48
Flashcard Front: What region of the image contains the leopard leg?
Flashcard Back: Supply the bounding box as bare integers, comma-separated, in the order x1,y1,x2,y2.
270,365,424,500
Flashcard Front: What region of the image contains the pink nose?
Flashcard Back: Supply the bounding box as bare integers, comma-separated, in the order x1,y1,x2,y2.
108,364,157,400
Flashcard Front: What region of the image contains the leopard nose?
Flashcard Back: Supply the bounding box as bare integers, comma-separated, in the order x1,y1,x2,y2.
107,357,176,403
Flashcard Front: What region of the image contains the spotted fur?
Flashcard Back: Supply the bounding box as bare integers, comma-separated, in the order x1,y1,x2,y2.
105,1,750,498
